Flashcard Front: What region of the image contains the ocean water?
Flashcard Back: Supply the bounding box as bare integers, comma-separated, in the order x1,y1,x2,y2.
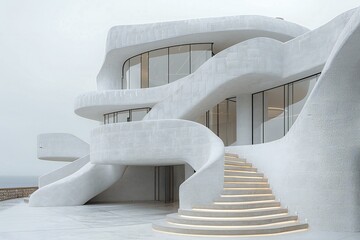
0,176,38,188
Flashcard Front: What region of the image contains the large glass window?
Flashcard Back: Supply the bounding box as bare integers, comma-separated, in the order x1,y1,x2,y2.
264,86,285,142
195,98,237,146
103,108,151,124
190,44,212,73
122,43,213,89
149,48,169,87
288,76,317,128
169,45,190,82
252,74,319,144
129,56,141,89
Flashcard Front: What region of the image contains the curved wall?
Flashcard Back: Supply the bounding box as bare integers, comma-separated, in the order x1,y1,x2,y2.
227,7,360,231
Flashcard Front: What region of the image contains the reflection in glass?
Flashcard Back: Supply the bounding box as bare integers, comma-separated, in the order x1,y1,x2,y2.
209,106,218,135
149,48,169,87
252,74,319,144
129,56,141,89
131,109,148,121
123,60,130,89
122,43,213,89
226,98,237,145
289,77,317,127
169,45,190,82
141,53,149,88
191,44,212,73
264,86,285,142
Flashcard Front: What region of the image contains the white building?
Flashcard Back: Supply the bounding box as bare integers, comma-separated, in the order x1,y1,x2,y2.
30,7,360,237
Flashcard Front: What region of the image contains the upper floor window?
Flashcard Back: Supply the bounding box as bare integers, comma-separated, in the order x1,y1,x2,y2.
122,43,213,89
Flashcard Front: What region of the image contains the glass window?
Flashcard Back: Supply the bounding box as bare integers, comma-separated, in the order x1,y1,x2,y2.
218,100,228,144
190,44,212,73
289,77,317,127
131,109,149,121
149,48,169,87
195,113,206,126
226,98,237,146
264,86,285,142
169,45,190,82
129,56,141,89
252,93,263,144
209,106,218,136
141,53,149,88
123,60,130,89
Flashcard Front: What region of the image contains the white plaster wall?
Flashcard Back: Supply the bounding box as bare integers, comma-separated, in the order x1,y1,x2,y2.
90,120,224,209
227,8,360,231
37,133,89,162
29,163,126,207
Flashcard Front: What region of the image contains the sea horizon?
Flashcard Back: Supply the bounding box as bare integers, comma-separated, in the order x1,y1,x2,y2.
0,176,38,188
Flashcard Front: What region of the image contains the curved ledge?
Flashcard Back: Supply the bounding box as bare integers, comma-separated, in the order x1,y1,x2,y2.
75,9,354,121
90,119,224,209
98,15,309,90
37,133,89,162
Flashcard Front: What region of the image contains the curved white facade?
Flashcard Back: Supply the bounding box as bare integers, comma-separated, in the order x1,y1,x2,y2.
30,7,360,236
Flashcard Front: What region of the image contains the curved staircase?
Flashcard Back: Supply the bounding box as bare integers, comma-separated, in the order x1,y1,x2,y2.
153,153,308,236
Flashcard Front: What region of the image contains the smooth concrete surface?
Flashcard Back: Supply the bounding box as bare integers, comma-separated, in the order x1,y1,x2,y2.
1,199,359,240
37,133,89,162
29,163,126,207
39,155,89,188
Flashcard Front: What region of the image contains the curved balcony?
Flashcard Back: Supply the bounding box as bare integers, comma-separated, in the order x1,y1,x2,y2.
37,133,89,162
98,15,309,90
74,9,353,122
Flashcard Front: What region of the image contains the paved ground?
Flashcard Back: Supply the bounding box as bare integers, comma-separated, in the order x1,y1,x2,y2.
0,199,359,240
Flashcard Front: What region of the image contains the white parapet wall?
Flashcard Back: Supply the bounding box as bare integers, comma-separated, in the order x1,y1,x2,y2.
90,119,224,210
37,133,89,162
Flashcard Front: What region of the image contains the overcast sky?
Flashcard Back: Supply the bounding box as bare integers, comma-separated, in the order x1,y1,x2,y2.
0,0,359,185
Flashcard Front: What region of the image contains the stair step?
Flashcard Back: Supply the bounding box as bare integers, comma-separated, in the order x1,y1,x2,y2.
153,220,308,236
178,208,288,218
224,177,268,183
224,183,269,188
225,166,257,172
225,156,247,161
225,153,239,158
193,201,280,210
225,162,252,167
216,195,276,202
225,171,264,178
222,189,272,195
167,213,298,226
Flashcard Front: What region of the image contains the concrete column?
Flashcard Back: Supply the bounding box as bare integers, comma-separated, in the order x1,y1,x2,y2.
236,94,252,145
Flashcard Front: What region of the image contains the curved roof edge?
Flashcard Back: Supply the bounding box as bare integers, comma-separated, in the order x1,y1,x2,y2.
97,15,309,90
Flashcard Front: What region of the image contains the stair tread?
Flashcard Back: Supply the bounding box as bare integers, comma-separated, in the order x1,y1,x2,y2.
179,208,288,217
153,220,308,235
216,195,276,202
167,213,298,225
193,201,281,210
